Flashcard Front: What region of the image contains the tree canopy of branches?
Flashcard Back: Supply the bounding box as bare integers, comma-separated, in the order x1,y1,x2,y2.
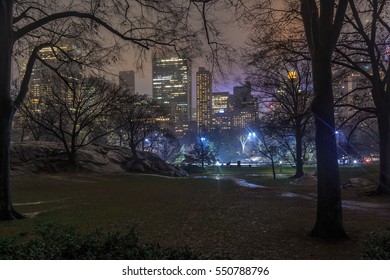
113,94,164,161
252,121,282,179
20,75,123,164
152,129,181,163
246,0,349,238
184,137,217,168
246,49,314,178
334,0,390,194
0,0,249,220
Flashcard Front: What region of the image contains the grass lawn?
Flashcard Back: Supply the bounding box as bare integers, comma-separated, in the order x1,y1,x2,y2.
2,165,390,259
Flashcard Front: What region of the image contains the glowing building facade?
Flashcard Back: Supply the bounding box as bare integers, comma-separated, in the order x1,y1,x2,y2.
196,67,212,132
211,91,231,131
152,53,192,135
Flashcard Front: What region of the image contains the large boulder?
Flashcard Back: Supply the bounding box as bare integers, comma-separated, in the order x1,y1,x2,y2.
341,177,375,189
289,173,317,185
10,142,187,177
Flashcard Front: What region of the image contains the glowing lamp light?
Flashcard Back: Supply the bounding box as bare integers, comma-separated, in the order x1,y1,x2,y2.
288,71,297,80
364,158,372,164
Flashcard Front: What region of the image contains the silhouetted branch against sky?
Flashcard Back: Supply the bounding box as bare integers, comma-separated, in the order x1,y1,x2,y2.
10,1,264,94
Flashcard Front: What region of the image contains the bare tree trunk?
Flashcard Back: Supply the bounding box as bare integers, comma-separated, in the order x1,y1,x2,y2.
300,0,348,239
130,144,139,160
270,159,276,179
310,55,347,239
293,129,304,178
0,107,14,220
377,110,390,194
67,149,77,166
0,1,22,220
0,3,23,219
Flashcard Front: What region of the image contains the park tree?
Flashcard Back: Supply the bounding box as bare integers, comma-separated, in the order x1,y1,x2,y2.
333,0,390,194
300,0,349,238
153,129,181,163
15,111,50,142
333,69,378,160
237,132,256,156
19,75,123,164
252,121,281,180
112,94,163,161
0,0,247,220
184,136,217,168
246,0,349,238
246,50,313,178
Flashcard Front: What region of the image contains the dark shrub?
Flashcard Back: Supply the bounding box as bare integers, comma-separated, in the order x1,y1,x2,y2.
181,165,207,174
0,223,201,260
362,229,390,259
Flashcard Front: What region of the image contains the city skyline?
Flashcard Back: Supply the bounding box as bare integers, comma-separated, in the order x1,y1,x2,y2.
115,60,247,112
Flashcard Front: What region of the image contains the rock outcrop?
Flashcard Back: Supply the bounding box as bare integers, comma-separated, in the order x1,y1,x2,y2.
289,173,317,185
10,142,187,177
341,177,375,189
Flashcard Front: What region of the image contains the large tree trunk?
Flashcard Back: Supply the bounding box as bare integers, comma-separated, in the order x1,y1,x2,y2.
310,54,347,239
376,109,390,194
130,144,139,160
0,107,14,220
0,1,22,220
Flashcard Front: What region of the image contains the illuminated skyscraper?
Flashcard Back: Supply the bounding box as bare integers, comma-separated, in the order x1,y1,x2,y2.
27,43,82,112
152,52,192,135
13,42,83,141
231,82,259,128
196,67,212,132
211,91,231,131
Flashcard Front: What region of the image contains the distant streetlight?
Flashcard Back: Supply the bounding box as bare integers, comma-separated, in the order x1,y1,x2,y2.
279,160,283,174
248,132,256,138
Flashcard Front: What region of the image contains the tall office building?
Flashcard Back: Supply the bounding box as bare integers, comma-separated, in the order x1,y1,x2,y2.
231,82,259,128
13,42,83,141
196,67,212,132
152,52,192,135
119,70,135,95
25,43,83,113
211,91,231,131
